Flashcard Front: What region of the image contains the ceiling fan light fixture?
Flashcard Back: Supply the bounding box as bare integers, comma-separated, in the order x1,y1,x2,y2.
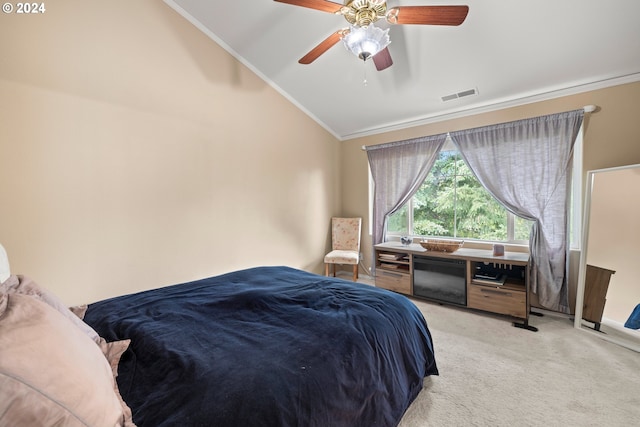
342,24,390,61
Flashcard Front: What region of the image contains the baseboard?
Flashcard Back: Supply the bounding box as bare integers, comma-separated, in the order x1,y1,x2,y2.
334,270,374,284
602,316,640,337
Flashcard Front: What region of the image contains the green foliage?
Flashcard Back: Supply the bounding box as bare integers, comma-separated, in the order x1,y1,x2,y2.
387,205,408,235
388,150,531,242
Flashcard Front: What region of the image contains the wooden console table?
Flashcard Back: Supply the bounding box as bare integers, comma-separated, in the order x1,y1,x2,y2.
374,242,535,331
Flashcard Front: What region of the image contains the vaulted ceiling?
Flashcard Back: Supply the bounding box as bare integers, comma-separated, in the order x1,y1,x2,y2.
164,0,640,140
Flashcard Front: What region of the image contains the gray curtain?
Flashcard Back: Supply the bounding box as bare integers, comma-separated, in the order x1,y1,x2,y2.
450,110,584,312
366,134,447,251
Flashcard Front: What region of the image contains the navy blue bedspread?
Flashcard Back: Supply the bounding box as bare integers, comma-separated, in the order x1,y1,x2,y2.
84,266,438,427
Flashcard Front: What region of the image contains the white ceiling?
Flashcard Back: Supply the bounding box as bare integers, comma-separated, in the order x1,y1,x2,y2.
164,0,640,140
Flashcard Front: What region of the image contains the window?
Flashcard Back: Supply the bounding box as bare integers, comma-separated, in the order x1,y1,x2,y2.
372,126,583,246
387,142,533,244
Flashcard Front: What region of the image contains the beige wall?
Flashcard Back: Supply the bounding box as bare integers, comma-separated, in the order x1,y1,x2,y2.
2,1,639,310
0,0,340,304
341,81,640,310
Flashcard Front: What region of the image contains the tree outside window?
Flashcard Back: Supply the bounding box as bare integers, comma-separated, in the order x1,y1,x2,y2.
387,149,532,243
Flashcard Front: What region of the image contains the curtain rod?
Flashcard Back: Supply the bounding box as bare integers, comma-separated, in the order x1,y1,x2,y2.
362,105,598,151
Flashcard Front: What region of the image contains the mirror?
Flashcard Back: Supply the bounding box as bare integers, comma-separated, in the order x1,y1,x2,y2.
575,164,640,352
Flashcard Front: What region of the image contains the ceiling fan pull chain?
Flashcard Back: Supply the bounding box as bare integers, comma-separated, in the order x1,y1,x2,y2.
363,60,368,86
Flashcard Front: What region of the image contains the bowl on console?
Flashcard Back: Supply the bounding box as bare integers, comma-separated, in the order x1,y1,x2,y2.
419,239,464,253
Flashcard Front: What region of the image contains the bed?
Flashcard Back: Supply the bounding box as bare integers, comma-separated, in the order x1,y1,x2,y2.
82,266,439,427
0,258,437,426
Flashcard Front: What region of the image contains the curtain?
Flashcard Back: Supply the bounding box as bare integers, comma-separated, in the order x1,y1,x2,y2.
366,134,447,251
450,110,584,312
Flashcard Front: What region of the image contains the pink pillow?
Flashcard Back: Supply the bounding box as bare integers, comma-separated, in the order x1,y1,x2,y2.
0,293,129,426
98,337,135,426
0,274,100,342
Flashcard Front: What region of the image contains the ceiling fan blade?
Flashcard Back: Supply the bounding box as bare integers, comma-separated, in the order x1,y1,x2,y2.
373,47,393,71
273,0,343,14
299,30,346,64
387,5,469,26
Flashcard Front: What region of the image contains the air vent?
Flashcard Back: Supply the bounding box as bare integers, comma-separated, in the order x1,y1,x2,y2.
441,88,478,102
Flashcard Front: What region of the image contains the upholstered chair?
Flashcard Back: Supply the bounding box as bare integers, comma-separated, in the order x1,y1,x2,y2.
324,217,362,281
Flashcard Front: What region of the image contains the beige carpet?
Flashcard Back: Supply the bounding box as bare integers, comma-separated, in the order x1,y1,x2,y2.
398,298,640,427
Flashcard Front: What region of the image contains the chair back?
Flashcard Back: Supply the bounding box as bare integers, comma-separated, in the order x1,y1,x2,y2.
331,218,362,252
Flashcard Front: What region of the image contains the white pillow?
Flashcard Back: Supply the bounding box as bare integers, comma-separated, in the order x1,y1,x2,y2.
0,243,9,284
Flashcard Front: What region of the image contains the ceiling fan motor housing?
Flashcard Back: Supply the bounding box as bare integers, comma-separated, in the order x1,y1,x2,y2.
342,0,387,27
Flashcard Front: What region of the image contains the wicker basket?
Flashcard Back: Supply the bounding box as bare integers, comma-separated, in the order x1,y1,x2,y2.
419,239,464,253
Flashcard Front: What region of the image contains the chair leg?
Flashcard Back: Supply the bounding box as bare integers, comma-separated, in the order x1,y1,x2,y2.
325,263,336,277
352,264,358,281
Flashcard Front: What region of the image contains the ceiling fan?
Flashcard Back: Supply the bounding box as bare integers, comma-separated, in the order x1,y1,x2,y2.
274,0,469,71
